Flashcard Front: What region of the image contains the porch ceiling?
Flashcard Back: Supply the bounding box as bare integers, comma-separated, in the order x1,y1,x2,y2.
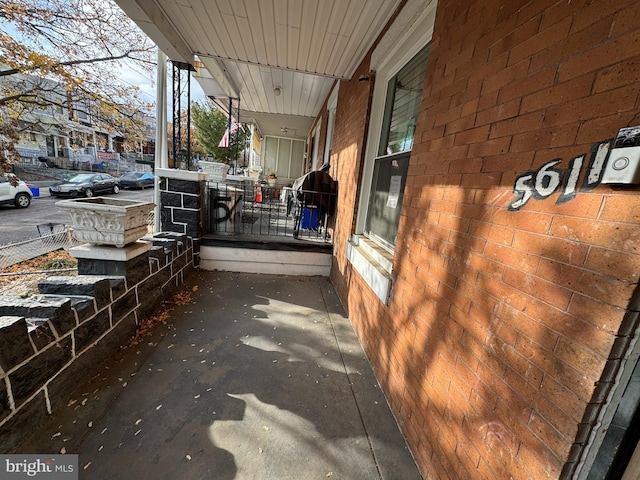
114,0,402,139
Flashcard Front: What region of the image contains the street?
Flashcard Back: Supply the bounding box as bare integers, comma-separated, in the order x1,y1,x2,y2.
0,188,156,246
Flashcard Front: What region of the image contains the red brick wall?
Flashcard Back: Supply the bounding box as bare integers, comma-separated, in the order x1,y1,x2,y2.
329,56,375,299
328,0,640,478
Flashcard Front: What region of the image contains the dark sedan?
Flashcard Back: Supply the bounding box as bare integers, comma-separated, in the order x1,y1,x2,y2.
49,173,120,198
119,171,155,189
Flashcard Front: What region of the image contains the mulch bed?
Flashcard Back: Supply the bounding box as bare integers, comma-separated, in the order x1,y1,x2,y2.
0,250,77,296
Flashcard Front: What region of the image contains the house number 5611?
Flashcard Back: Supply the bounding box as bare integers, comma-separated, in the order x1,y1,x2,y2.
509,140,611,211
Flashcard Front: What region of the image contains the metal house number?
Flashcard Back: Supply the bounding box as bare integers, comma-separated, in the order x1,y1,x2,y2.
509,140,612,211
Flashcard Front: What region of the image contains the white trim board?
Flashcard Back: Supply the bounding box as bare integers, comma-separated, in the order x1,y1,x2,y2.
200,246,331,276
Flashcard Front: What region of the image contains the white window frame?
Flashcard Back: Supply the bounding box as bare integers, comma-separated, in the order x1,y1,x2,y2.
323,84,339,167
355,4,437,240
311,120,322,171
348,1,437,304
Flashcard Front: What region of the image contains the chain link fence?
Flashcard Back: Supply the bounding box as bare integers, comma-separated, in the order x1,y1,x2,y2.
0,208,157,270
0,226,81,269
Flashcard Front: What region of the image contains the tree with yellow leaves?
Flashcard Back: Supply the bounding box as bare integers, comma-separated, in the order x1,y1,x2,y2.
0,0,156,169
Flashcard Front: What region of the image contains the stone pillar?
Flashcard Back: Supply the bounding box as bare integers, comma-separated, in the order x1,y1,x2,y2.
70,241,153,285
156,168,208,238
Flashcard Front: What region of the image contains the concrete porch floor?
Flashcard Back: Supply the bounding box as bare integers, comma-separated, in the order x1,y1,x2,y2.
17,272,422,480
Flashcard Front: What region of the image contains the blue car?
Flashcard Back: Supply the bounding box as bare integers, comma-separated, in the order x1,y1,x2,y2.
119,172,155,189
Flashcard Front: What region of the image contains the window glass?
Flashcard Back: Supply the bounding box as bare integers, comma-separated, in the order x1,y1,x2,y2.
264,136,278,174
365,43,430,250
379,44,430,156
365,152,411,249
263,137,305,178
290,140,305,178
277,138,292,174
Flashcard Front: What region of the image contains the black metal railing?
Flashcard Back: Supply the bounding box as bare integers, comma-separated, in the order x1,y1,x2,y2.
206,182,336,244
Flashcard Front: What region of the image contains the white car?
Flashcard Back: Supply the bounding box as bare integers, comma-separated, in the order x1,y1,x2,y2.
0,174,33,208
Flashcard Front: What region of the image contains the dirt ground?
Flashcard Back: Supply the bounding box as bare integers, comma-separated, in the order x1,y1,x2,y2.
0,250,77,296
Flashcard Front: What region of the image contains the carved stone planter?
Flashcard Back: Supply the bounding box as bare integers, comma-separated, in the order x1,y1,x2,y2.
57,197,155,248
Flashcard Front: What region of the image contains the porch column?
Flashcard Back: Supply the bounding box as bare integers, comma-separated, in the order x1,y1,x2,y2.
249,124,255,166
63,135,72,159
155,49,168,232
156,168,208,239
92,132,98,159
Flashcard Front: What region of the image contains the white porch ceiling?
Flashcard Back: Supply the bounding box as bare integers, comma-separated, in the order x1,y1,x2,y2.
114,0,402,139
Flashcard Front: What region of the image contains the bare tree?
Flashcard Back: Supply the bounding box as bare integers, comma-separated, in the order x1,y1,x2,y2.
0,0,156,169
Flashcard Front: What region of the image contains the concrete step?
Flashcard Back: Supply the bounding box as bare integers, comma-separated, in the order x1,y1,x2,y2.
200,236,333,276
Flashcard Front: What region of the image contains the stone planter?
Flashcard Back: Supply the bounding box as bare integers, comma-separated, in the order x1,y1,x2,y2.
57,197,155,247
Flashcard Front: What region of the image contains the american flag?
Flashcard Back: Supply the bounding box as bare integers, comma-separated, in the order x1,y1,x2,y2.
218,122,239,148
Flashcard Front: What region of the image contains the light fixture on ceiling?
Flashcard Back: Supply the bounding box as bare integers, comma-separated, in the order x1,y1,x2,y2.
280,127,288,134
274,87,281,96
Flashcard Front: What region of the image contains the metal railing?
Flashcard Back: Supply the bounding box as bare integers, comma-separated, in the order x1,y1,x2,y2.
15,155,151,174
206,182,335,244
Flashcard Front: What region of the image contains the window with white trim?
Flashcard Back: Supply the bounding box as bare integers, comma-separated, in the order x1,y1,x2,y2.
324,85,339,167
347,1,437,304
364,44,430,250
310,121,321,171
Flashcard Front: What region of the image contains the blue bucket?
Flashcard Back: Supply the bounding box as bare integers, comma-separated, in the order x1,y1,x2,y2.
300,206,319,229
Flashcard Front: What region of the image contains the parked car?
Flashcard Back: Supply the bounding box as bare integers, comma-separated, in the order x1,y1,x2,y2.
0,173,33,208
49,173,120,198
119,171,155,189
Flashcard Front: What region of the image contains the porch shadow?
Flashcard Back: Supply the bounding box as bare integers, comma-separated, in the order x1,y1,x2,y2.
16,272,420,480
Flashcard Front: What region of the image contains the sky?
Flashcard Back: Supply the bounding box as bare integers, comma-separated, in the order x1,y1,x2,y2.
0,1,207,119
116,58,207,111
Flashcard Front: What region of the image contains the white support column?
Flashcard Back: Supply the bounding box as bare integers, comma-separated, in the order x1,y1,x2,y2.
249,124,255,166
92,132,98,157
154,48,168,232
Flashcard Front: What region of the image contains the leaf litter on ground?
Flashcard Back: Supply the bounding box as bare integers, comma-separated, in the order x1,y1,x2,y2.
126,289,194,347
0,250,77,296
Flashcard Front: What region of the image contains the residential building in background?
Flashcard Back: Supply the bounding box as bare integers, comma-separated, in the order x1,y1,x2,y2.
1,70,155,172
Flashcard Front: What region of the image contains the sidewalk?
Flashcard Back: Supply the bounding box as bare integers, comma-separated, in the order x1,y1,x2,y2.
17,272,422,480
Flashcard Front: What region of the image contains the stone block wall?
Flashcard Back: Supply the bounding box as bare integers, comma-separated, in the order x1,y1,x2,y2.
156,168,208,239
0,233,196,452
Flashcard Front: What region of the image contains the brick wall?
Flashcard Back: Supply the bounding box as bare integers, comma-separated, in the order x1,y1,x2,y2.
0,233,196,452
330,0,640,478
329,56,375,297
